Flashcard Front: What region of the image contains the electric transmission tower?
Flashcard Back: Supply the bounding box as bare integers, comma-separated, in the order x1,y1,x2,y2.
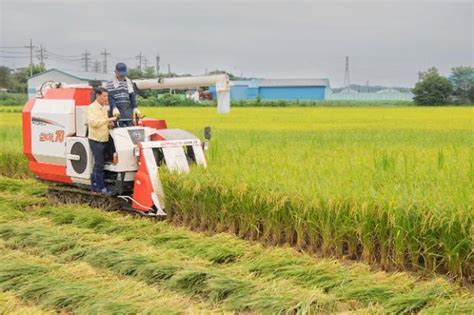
156,53,160,76
81,50,91,72
344,56,350,89
101,48,110,73
136,52,144,71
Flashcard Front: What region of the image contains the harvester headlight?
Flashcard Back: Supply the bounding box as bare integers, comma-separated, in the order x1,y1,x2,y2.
133,146,140,157
202,140,209,151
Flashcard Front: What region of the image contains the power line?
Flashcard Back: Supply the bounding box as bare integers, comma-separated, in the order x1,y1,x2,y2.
81,49,91,72
0,55,29,59
0,46,26,49
0,49,27,53
47,50,82,63
48,50,82,58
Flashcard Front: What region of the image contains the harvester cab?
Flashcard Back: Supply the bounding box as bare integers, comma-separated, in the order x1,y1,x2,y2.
22,76,227,216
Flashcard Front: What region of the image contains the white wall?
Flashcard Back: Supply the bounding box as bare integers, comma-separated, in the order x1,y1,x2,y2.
327,91,414,101
28,71,86,98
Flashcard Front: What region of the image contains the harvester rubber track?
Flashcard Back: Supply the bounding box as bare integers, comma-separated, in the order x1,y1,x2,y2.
45,182,163,218
47,183,125,211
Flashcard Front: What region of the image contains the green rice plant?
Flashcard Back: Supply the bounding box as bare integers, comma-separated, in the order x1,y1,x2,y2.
0,107,472,279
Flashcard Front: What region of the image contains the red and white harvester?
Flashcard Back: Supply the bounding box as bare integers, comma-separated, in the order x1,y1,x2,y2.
22,75,230,216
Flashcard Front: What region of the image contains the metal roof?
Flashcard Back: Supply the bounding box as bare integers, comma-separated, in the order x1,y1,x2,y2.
229,78,330,88
28,68,111,81
259,79,329,87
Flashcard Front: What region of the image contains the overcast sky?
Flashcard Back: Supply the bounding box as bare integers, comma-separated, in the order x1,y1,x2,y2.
0,0,472,87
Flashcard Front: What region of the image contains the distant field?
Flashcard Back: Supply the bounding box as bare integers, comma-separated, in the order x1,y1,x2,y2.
0,107,472,280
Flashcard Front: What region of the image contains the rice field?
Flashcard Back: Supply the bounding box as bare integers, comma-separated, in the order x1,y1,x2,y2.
1,107,473,277
158,107,473,280
0,176,473,313
0,106,473,312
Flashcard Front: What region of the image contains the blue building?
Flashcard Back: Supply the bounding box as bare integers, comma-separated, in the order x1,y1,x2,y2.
209,78,330,101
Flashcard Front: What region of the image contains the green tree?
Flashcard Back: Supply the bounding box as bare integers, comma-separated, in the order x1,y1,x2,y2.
450,66,474,103
468,85,474,103
418,67,438,81
0,66,12,89
143,66,156,79
8,64,47,93
128,68,143,80
208,69,237,80
159,72,178,78
413,68,453,105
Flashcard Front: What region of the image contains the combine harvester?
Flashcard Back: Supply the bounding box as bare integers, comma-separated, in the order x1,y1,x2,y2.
22,75,230,216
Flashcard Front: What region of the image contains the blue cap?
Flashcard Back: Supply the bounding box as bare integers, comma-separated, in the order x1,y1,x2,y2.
115,63,128,76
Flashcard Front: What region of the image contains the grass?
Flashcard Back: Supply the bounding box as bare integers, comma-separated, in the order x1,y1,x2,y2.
0,176,472,314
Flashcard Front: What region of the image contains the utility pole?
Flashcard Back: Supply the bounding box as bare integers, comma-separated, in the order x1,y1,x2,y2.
36,44,47,67
101,48,110,73
24,39,36,76
343,56,350,90
155,53,160,76
143,56,148,69
81,50,91,72
136,51,143,71
167,64,172,92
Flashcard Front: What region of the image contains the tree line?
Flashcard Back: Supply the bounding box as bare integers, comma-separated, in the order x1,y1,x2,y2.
0,64,473,105
413,66,474,105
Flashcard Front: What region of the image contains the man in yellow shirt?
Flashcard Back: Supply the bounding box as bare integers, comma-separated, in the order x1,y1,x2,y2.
88,87,117,194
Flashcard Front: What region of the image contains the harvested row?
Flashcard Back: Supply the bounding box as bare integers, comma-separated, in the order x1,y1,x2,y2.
0,243,215,314
0,176,473,314
0,218,348,313
0,291,50,315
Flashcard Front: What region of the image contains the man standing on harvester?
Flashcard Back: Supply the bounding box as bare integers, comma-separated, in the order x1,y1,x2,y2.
106,63,141,127
87,87,117,194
